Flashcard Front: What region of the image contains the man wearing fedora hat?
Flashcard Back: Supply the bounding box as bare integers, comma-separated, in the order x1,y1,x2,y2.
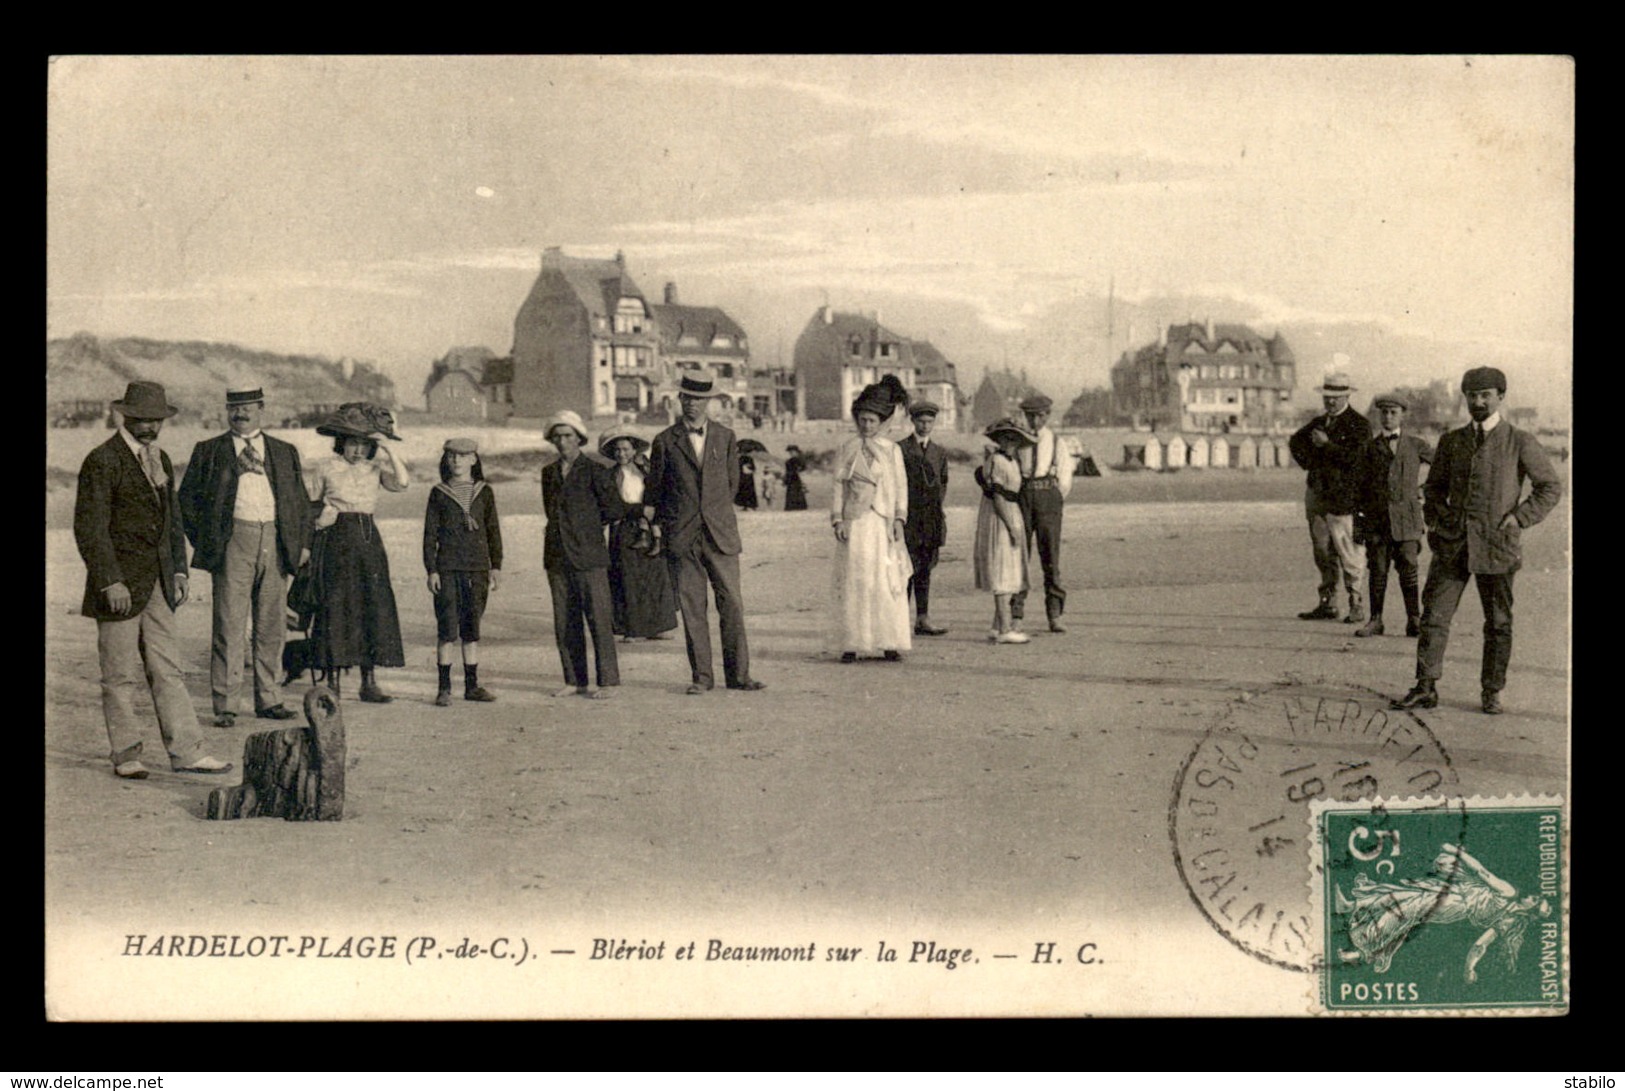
74,382,233,779
900,399,951,636
178,386,313,727
1289,358,1371,623
643,371,766,694
1392,367,1561,715
1012,393,1074,633
1354,393,1433,639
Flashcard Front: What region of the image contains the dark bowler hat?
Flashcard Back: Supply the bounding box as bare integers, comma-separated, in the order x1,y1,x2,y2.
1461,366,1507,394
1019,394,1053,413
677,372,724,398
1373,393,1408,410
909,400,941,418
225,386,265,405
111,381,178,420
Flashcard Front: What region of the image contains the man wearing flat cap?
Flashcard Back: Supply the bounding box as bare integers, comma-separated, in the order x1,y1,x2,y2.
1289,360,1371,623
1012,393,1074,633
178,386,312,727
1354,394,1433,639
74,382,233,779
900,400,950,636
1392,367,1562,715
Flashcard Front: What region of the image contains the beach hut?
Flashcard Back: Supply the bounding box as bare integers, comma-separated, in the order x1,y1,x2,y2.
1188,435,1210,468
1273,438,1293,468
1236,435,1258,468
1164,434,1188,469
1143,436,1163,470
1210,434,1232,469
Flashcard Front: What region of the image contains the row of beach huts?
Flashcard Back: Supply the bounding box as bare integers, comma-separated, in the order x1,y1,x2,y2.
1117,433,1297,471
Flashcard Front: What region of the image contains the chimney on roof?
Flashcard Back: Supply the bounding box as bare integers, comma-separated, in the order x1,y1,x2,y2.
1205,317,1214,343
614,249,625,268
1159,325,1168,349
874,308,882,326
542,246,563,270
822,305,833,325
664,282,678,305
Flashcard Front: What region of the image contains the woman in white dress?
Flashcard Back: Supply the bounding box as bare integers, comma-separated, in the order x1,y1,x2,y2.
830,376,913,663
974,417,1034,644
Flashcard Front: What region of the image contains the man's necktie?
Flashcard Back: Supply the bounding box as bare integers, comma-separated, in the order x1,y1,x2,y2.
141,445,165,489
238,438,265,475
1472,424,1485,451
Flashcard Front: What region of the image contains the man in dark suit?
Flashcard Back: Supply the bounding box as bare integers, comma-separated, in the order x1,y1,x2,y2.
74,382,233,780
1355,394,1434,638
179,386,313,727
900,400,950,636
1393,367,1562,715
643,372,765,695
1289,362,1371,623
541,410,629,698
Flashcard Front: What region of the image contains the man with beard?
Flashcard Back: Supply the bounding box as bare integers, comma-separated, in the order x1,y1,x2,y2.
1391,367,1562,715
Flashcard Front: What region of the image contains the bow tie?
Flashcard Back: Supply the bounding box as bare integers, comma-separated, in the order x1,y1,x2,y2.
688,427,705,436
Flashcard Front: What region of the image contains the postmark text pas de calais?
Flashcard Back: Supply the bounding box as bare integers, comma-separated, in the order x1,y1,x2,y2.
1311,795,1566,1014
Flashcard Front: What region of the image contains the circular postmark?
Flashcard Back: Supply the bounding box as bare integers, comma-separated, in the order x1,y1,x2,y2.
1170,682,1467,972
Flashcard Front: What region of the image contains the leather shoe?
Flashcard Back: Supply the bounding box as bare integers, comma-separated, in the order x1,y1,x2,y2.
1481,691,1503,715
256,705,297,720
839,652,857,664
174,756,235,774
1298,603,1339,620
1390,683,1438,710
433,690,452,707
914,620,948,636
464,686,497,702
1405,619,1421,637
359,685,393,704
1354,619,1385,638
213,712,237,728
1048,618,1068,633
685,682,712,696
882,650,903,662
727,679,767,691
114,760,150,780
1343,609,1367,625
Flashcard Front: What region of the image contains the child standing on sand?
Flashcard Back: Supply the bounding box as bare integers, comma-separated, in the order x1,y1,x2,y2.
423,438,503,705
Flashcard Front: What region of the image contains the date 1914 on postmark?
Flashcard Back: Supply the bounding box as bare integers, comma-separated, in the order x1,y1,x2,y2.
1310,796,1566,1014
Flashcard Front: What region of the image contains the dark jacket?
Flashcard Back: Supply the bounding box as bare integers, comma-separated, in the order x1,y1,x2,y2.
643,420,743,556
1290,407,1371,515
900,434,950,552
74,434,189,620
542,456,630,571
423,482,503,573
1358,432,1434,543
1424,419,1561,575
178,431,312,575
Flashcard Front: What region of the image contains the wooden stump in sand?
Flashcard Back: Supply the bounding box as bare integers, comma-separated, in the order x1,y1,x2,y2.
205,687,346,822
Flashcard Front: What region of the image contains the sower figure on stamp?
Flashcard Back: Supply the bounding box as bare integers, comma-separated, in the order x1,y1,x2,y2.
178,386,313,728
1355,393,1433,639
643,371,766,695
75,382,233,780
1392,367,1562,715
1010,393,1074,633
1289,359,1370,623
900,399,950,636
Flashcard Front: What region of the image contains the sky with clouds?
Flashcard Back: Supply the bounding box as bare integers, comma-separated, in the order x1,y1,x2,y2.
48,55,1573,412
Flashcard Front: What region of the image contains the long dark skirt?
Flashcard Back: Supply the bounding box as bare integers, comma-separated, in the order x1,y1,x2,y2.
608,518,678,638
309,513,405,670
783,462,808,511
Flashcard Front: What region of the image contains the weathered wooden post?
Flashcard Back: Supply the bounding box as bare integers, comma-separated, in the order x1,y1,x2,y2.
206,687,345,821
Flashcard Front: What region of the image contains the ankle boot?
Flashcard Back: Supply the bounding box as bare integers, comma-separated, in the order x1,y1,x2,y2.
434,664,452,707
359,665,392,703
464,664,495,702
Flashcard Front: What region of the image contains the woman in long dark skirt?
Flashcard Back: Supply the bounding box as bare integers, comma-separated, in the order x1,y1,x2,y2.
734,454,759,510
782,445,809,511
599,428,678,641
307,407,410,701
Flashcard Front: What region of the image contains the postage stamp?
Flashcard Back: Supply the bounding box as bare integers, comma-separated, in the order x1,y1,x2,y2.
1309,795,1567,1014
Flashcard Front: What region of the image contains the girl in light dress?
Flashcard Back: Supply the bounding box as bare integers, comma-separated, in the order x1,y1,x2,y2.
829,376,913,663
974,417,1034,645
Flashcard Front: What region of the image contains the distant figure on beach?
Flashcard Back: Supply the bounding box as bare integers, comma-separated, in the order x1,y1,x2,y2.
305,403,411,702
900,399,950,636
75,382,233,780
423,437,502,706
178,385,312,728
1290,360,1370,624
643,371,766,695
759,466,779,509
830,376,913,664
541,411,630,699
975,417,1034,645
599,427,678,643
735,454,759,510
782,445,809,511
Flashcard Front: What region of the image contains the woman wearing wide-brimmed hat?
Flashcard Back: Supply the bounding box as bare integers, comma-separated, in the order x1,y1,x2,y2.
829,375,913,663
305,402,411,701
975,417,1035,644
781,444,808,511
598,426,678,642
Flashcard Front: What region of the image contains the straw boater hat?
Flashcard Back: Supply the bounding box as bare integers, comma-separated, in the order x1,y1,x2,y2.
984,417,1038,446
110,381,178,420
225,386,265,406
677,371,725,399
1318,354,1357,396
543,409,589,444
597,426,650,459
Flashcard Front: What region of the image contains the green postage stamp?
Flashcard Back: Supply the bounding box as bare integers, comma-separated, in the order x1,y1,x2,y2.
1310,795,1567,1014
